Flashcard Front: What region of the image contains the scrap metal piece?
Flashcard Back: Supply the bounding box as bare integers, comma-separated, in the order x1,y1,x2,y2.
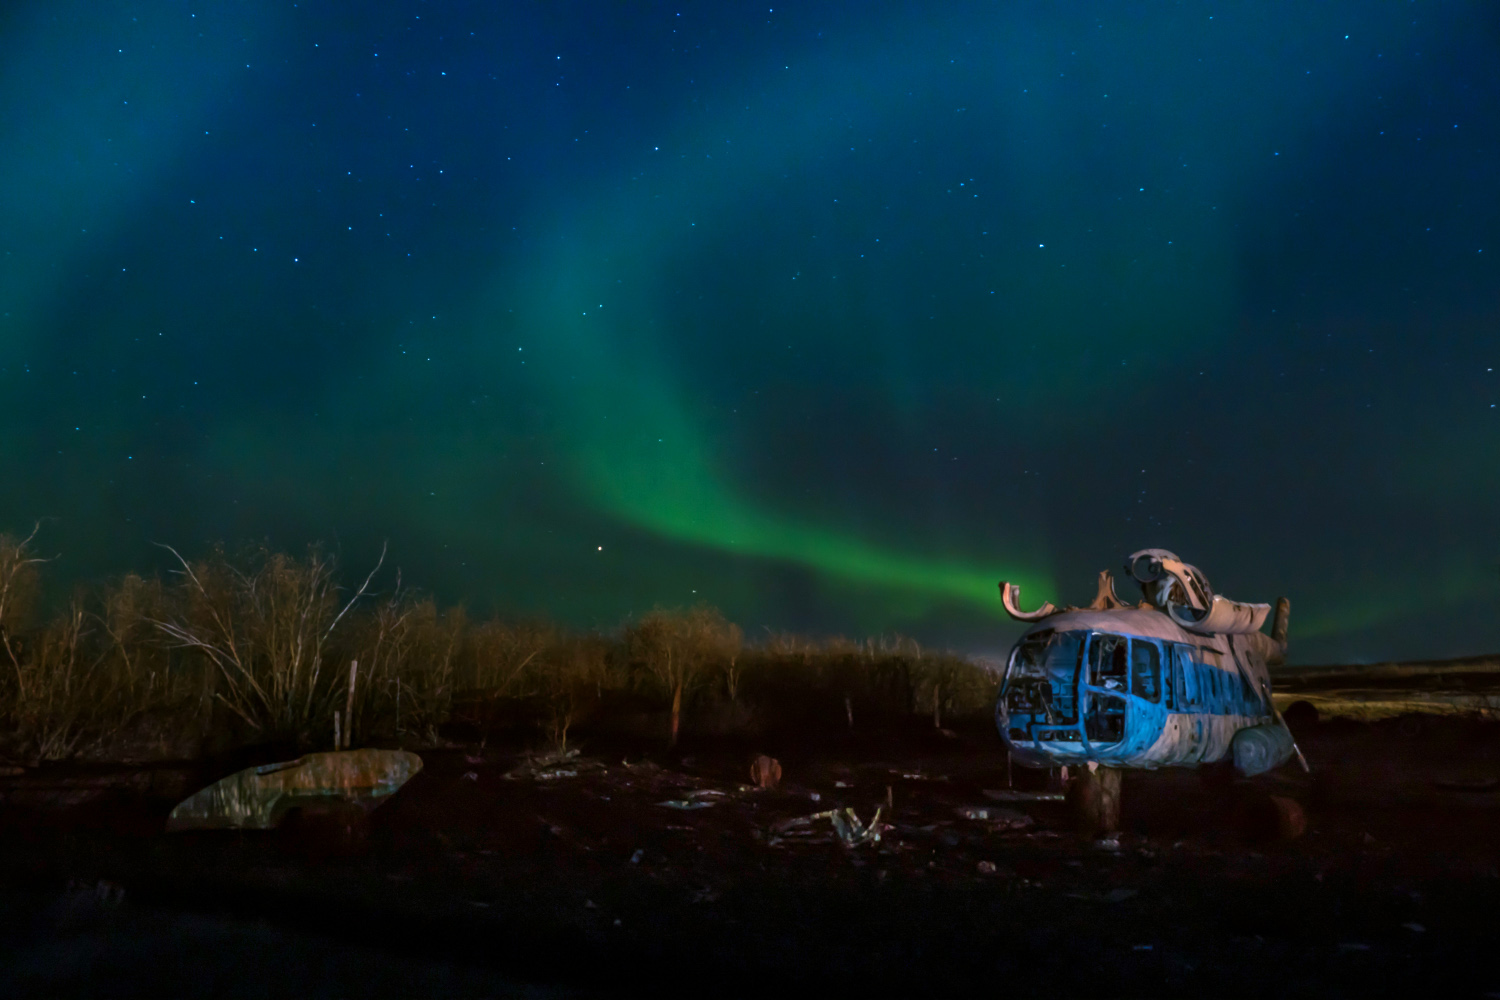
999,582,1057,622
1087,570,1127,611
772,806,887,847
1234,792,1307,842
165,749,423,832
827,806,886,846
749,754,782,790
955,805,1033,829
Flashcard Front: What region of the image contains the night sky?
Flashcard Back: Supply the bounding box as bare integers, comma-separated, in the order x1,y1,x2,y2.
2,1,1497,663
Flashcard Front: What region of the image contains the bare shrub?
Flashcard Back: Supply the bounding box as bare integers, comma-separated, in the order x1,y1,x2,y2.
452,618,550,740
0,524,46,690
0,525,999,759
627,606,742,747
9,604,95,760
351,590,465,747
534,633,612,752
152,544,382,745
0,529,105,760
97,573,190,721
467,618,550,696
718,619,746,703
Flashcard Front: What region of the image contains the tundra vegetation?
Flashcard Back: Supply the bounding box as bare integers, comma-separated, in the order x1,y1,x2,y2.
0,527,998,763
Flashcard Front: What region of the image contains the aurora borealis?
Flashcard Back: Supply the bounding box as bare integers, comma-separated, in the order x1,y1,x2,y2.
1,1,1496,663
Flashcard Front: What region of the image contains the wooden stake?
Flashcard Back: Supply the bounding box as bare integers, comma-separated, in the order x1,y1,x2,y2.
344,659,358,749
669,682,683,747
333,710,341,751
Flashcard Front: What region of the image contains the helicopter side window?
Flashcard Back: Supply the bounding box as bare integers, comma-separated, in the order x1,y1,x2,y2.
1234,665,1260,714
1230,645,1267,714
1129,639,1161,703
1172,645,1201,709
1199,650,1225,711
1088,634,1129,693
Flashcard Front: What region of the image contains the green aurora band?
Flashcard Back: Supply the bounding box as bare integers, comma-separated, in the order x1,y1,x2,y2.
480,23,1251,620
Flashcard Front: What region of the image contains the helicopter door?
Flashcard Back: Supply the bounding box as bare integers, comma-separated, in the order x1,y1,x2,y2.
1085,634,1128,743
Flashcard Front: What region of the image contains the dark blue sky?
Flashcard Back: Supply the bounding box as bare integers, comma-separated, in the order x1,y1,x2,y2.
2,1,1497,663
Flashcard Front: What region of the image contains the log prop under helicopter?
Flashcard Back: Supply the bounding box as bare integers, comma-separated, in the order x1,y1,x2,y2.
996,549,1307,781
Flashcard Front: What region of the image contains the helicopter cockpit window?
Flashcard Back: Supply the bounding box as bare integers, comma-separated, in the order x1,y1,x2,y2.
1007,629,1055,680
1004,629,1082,725
1129,639,1162,703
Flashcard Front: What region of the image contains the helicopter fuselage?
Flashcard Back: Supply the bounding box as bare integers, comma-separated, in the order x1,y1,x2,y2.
997,607,1280,769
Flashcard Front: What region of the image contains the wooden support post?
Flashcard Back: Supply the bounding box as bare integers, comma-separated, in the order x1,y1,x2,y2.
1068,765,1122,837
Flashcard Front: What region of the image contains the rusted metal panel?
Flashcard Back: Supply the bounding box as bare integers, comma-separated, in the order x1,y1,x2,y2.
165,748,423,831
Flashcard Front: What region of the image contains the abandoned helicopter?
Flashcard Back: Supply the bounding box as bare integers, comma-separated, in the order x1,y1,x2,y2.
996,549,1306,827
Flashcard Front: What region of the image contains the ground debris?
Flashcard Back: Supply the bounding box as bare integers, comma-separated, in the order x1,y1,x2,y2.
954,805,1034,829
770,806,888,847
504,749,605,781
983,789,1065,802
1065,887,1138,903
1431,774,1499,792
658,786,730,809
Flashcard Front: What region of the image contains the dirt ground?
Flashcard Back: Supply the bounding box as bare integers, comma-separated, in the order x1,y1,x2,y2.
2,712,1499,998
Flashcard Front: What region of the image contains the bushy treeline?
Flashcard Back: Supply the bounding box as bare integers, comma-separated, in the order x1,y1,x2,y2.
0,527,999,763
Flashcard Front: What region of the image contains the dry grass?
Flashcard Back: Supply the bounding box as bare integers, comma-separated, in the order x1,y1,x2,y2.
0,529,998,762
